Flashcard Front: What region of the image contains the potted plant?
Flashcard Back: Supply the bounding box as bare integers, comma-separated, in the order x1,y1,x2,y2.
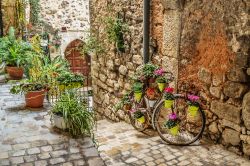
146,87,160,107
132,82,143,102
57,71,85,90
0,27,32,80
122,93,132,110
142,63,158,83
164,87,175,108
164,113,180,136
50,90,95,137
187,95,200,116
10,81,47,108
133,110,145,124
154,68,167,92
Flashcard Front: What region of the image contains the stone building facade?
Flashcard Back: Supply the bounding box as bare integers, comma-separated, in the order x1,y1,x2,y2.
90,0,250,157
39,0,90,56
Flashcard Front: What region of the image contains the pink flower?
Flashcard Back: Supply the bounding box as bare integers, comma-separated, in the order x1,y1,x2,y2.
188,95,200,102
129,109,136,113
164,87,174,93
154,68,165,76
169,113,177,120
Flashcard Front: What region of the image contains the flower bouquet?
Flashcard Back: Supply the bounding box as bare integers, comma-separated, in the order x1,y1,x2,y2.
187,95,200,117
164,87,175,108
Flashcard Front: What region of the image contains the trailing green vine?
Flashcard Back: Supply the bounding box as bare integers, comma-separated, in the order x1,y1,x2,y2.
82,34,105,55
105,16,128,53
29,0,40,25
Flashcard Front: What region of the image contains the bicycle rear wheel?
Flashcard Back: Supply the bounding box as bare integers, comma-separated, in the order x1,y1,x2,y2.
154,98,205,145
128,95,149,132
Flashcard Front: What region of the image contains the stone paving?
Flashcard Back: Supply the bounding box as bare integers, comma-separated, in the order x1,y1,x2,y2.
0,84,104,166
96,120,250,166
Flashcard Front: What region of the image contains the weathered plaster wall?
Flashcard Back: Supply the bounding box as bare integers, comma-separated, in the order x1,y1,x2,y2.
175,0,249,157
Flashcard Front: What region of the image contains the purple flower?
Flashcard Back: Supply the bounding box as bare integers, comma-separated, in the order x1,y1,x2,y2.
168,113,177,120
188,95,200,102
154,68,165,76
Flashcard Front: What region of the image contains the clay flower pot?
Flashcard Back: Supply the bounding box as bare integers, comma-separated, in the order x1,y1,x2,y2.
169,125,179,136
164,100,174,108
123,104,132,111
25,90,46,108
137,116,145,124
188,105,199,117
134,92,142,102
157,82,166,92
6,66,24,80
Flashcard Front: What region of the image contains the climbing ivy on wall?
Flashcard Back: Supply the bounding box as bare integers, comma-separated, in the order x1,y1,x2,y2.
29,0,40,25
105,15,128,53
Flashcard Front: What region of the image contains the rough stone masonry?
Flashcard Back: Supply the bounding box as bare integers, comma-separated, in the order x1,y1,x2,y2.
90,0,250,157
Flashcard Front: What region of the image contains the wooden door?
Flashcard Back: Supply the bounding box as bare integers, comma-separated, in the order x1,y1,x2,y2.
65,39,91,86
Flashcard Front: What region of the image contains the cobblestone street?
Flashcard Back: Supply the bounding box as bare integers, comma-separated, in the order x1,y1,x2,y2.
0,84,104,166
96,120,250,166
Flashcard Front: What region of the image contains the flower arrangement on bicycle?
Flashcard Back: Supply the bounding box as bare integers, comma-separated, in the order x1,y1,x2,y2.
154,68,168,92
131,109,146,123
164,87,175,108
164,113,181,136
187,95,200,116
145,87,160,107
132,82,143,102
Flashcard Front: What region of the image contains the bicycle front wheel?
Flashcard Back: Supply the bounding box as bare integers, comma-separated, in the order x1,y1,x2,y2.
154,99,206,145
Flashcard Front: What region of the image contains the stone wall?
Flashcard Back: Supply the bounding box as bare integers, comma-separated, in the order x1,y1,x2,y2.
176,0,250,157
90,0,164,121
39,0,90,56
91,0,250,157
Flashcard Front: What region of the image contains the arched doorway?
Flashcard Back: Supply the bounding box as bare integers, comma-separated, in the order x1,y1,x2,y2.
65,39,91,86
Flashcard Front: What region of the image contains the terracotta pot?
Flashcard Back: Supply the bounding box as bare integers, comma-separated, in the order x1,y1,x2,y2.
25,90,46,108
123,104,132,111
6,66,24,80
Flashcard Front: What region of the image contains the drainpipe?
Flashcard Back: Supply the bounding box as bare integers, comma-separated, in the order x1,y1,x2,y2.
143,0,150,64
0,0,3,37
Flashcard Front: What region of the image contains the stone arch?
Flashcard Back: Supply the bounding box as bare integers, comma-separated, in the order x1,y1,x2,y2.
64,39,91,86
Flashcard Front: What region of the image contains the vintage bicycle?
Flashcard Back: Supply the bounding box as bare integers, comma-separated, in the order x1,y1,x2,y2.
125,66,206,145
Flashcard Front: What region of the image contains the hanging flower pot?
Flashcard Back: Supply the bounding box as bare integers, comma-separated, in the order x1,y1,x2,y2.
6,66,24,80
164,100,174,108
134,92,142,102
188,105,199,117
169,125,179,136
157,83,166,92
137,116,145,123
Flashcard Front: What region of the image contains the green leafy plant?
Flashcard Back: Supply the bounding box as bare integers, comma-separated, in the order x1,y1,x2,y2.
10,80,46,94
82,34,105,55
0,27,33,67
114,93,132,111
156,76,167,83
142,63,158,78
105,16,128,52
51,90,95,137
132,82,143,93
133,111,144,119
57,71,85,86
164,87,175,100
29,0,40,25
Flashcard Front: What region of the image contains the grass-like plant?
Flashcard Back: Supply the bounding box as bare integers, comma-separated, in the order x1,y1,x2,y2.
51,90,95,137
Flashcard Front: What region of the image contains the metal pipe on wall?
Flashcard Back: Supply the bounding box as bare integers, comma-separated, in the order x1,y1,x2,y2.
0,0,3,37
143,0,150,64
